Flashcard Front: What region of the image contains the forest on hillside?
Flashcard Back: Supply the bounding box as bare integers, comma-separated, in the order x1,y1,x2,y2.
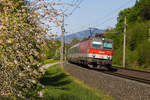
104,0,150,70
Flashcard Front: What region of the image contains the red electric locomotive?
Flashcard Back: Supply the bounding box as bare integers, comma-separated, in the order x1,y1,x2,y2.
68,37,114,69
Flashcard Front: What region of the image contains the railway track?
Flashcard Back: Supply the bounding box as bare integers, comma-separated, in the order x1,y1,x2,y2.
112,66,150,73
96,66,150,85
68,62,150,85
103,70,150,85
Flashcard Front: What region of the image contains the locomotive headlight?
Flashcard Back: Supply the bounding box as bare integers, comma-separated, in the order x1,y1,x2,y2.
107,56,110,60
92,54,96,58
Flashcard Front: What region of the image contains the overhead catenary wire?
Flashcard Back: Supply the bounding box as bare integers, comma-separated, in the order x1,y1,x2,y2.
67,0,134,34
85,0,133,36
88,16,118,36
85,0,133,35
63,0,79,13
68,0,84,16
93,15,118,28
91,0,133,28
93,0,133,24
64,0,85,33
68,0,134,34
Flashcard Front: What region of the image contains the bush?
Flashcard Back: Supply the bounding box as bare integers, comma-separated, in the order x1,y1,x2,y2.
137,41,150,67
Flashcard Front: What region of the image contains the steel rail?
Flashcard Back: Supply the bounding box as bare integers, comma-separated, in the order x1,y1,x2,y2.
112,66,150,74
103,71,150,85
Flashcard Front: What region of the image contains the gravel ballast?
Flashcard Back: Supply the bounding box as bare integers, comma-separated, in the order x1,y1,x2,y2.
64,63,150,100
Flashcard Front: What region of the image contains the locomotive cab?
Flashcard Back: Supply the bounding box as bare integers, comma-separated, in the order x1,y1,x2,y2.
88,37,114,68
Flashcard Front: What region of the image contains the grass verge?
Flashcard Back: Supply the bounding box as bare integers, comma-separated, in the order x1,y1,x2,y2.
42,59,59,64
39,64,115,100
113,64,150,72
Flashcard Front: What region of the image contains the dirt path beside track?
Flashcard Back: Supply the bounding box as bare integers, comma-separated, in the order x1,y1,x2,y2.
42,62,60,69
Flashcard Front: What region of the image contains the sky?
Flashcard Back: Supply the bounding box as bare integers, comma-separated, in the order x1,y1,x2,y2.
65,0,137,34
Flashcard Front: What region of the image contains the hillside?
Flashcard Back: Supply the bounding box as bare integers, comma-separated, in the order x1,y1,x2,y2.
57,28,105,42
105,0,150,70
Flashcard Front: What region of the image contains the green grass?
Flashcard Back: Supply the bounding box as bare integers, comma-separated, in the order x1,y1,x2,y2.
42,59,60,64
39,64,115,100
113,64,150,72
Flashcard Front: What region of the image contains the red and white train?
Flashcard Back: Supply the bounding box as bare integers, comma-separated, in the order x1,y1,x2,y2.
67,37,114,69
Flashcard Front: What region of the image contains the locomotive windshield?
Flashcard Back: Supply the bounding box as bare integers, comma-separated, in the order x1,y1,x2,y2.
104,42,113,49
92,41,113,49
92,41,103,49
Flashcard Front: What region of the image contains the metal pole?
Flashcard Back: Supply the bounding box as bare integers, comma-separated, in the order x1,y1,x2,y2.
123,16,126,68
61,12,65,67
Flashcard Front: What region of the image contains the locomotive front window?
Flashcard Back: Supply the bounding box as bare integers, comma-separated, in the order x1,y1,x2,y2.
92,41,102,49
104,42,113,49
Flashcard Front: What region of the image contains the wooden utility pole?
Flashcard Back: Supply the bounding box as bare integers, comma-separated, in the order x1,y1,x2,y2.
61,12,65,67
123,16,127,68
64,31,67,61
